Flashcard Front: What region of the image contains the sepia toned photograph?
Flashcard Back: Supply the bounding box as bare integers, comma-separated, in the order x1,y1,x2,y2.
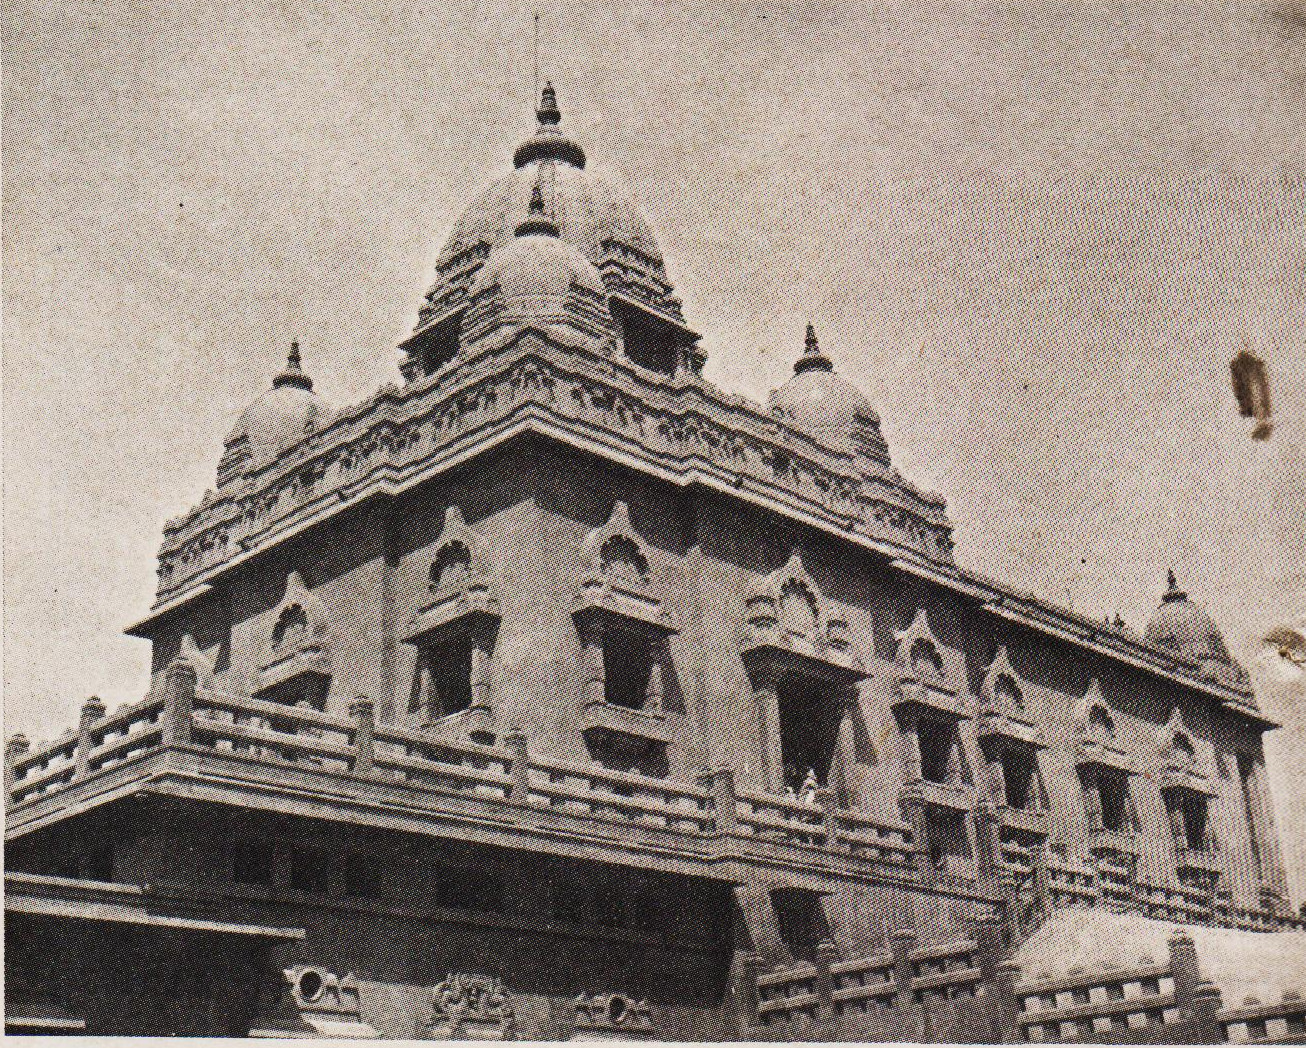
3,0,1305,1041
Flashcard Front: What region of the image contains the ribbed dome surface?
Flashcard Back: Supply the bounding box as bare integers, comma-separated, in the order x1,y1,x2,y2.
1144,572,1233,664
468,230,607,303
224,344,329,459
770,326,884,452
439,160,666,276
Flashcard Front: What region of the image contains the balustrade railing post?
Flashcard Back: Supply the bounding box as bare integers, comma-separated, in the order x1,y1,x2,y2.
162,659,197,748
703,766,738,836
1169,928,1202,1026
75,695,107,780
890,928,919,1010
814,939,840,1024
732,950,765,1034
975,801,1002,883
5,734,30,805
975,919,1018,1042
1191,980,1224,1044
1029,839,1051,917
349,697,374,777
504,729,530,803
815,787,840,849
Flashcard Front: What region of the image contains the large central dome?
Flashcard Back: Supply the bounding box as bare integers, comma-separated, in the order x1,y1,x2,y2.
404,83,699,380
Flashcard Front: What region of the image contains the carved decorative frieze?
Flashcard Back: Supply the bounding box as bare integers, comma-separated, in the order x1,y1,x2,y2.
250,966,377,1039
427,973,517,1041
571,992,654,1040
152,336,956,608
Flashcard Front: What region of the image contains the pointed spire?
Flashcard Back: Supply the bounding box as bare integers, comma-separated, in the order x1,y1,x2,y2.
514,80,586,169
1162,569,1187,603
538,80,561,126
273,339,314,391
793,323,834,375
515,178,559,237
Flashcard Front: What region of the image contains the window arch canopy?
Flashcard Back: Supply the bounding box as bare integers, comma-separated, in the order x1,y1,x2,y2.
257,570,332,697
891,609,966,721
740,550,863,683
575,502,672,633
404,504,502,643
976,645,1042,748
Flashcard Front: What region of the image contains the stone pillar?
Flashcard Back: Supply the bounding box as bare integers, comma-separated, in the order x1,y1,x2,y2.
469,630,493,711
890,928,919,1009
750,669,782,793
162,659,197,747
702,766,739,836
899,709,923,783
1168,929,1201,1015
75,695,106,780
814,939,840,1023
733,882,788,965
580,619,605,706
504,729,530,803
5,734,30,803
349,697,374,777
645,661,664,713
815,787,841,849
903,797,933,878
975,920,1017,1042
975,802,1003,882
731,950,765,1034
1082,770,1104,830
1029,839,1051,917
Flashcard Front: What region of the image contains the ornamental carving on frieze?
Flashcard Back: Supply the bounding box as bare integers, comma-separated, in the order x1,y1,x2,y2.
428,973,516,1040
154,338,957,601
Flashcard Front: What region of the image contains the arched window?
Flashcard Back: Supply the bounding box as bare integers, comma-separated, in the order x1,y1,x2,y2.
272,604,309,650
994,673,1024,708
430,541,472,592
910,638,945,681
779,579,819,636
1088,704,1116,743
599,535,649,587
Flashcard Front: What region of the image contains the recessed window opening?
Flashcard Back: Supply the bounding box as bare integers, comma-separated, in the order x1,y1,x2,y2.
1172,732,1195,766
437,865,503,913
994,673,1024,708
600,535,648,587
233,840,275,886
290,845,329,894
345,852,381,899
602,627,653,709
1177,792,1210,851
777,676,843,798
1001,749,1039,810
1237,753,1263,870
415,637,474,721
918,719,960,785
1098,773,1131,832
771,888,831,963
779,580,819,638
925,809,971,871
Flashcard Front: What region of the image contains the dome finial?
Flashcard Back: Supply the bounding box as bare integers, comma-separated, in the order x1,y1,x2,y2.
273,339,314,391
1163,569,1186,602
515,178,559,237
538,80,561,126
794,323,834,375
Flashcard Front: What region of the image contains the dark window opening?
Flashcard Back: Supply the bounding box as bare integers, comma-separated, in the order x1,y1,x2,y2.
910,638,945,680
437,865,503,913
257,674,328,709
1173,792,1210,851
616,304,680,376
772,888,831,963
83,845,115,882
603,627,653,709
1098,772,1131,832
272,604,309,650
415,638,473,721
430,541,472,592
1088,705,1116,743
1001,749,1039,810
777,676,844,799
233,841,275,886
918,718,961,785
925,809,972,871
290,846,329,894
345,852,381,899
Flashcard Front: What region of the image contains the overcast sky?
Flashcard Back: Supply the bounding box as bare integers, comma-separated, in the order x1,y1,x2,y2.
4,0,1305,897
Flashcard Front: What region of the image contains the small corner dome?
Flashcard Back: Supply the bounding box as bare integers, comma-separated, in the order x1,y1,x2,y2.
1144,571,1233,664
770,325,880,448
224,342,329,456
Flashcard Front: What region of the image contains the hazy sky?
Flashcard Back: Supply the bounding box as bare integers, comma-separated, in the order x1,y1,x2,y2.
4,1,1305,897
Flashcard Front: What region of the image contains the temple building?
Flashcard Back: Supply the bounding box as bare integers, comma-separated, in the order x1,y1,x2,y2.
6,85,1305,1042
